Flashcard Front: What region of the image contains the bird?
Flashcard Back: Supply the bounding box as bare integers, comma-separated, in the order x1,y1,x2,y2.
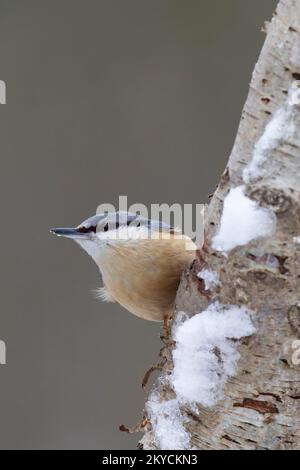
50,211,196,322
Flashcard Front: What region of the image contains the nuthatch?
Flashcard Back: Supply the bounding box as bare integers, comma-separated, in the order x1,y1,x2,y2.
51,212,196,322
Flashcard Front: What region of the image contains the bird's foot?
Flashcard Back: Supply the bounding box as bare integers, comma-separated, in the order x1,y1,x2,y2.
141,357,166,390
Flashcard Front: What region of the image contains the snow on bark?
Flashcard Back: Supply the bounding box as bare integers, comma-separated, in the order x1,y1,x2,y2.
197,269,219,290
171,303,255,406
212,186,276,252
146,393,191,451
146,304,255,450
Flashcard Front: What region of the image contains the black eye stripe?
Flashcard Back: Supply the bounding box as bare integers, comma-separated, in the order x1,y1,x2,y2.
77,218,174,234
126,220,140,227
76,225,96,234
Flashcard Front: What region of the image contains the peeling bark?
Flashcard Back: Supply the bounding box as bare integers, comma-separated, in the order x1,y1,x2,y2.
140,0,300,450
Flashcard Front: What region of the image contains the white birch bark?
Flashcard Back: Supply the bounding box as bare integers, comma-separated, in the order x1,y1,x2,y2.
140,0,300,450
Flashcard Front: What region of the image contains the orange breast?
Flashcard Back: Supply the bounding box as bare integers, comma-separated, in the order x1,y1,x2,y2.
99,233,196,321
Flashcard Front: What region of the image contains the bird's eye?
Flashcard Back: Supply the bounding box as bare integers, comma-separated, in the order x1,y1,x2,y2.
76,225,96,234
103,223,109,232
127,219,141,228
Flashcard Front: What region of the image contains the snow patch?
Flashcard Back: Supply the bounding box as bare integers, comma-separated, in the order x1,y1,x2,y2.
146,302,255,449
293,236,300,244
171,303,255,407
212,186,276,252
146,393,191,450
243,83,300,182
197,269,219,290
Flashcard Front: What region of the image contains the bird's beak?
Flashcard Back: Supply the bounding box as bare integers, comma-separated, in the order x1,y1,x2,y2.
50,228,89,239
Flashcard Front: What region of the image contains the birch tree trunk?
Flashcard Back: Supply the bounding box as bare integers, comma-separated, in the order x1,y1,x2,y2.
140,0,300,450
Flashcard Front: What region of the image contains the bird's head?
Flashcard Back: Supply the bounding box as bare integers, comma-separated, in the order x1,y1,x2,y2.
50,211,178,265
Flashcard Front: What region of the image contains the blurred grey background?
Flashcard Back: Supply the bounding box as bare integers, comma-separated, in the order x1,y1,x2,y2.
0,0,276,450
